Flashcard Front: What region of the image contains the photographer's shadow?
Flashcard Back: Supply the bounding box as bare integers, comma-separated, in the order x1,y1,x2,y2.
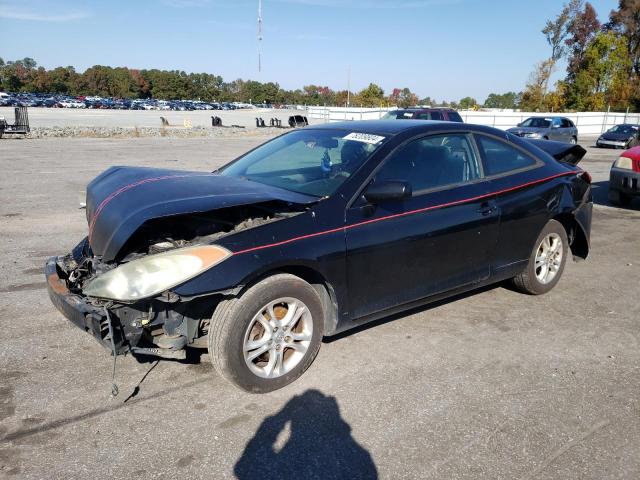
235,389,378,480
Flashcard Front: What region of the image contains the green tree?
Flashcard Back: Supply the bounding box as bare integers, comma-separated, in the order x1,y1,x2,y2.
484,92,518,109
567,30,632,110
356,83,385,107
458,97,477,109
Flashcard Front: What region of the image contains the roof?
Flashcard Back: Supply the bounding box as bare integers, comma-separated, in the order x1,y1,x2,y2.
308,119,467,135
307,119,493,136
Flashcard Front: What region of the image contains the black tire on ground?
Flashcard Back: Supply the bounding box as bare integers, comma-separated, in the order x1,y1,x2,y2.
608,188,632,206
208,273,324,393
512,219,568,295
570,136,577,144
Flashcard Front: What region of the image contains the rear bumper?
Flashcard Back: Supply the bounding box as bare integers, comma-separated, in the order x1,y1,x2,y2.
610,168,640,196
45,257,127,354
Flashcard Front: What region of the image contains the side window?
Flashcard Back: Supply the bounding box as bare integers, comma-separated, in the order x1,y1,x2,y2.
552,118,562,127
475,135,537,176
375,134,481,192
562,119,573,128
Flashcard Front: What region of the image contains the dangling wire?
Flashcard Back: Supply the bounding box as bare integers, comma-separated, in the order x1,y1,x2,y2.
104,304,119,398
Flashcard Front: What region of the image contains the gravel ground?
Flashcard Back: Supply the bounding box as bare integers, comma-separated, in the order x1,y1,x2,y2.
0,136,638,479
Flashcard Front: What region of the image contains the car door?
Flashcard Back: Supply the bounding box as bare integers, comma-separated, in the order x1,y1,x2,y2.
473,133,547,276
550,117,564,141
344,132,500,319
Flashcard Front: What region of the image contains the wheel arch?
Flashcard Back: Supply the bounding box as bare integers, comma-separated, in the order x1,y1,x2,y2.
552,212,589,261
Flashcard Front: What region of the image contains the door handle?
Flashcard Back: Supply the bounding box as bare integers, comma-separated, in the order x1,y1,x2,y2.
477,202,497,216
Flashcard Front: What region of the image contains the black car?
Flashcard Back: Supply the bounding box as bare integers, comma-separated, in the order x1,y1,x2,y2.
46,121,592,392
596,124,640,149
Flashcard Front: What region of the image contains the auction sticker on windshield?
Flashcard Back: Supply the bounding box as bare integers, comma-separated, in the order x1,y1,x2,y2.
343,132,386,144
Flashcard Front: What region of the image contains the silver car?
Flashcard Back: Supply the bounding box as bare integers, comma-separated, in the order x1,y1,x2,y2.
508,116,578,144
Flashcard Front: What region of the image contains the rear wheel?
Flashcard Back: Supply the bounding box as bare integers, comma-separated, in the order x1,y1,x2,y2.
208,273,323,393
570,136,577,144
512,219,568,295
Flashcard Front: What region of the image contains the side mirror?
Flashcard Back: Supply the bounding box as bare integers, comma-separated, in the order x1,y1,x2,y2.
552,124,561,128
364,181,412,203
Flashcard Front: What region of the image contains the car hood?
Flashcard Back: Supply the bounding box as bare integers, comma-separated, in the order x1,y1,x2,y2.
508,126,547,135
86,166,317,261
599,132,634,141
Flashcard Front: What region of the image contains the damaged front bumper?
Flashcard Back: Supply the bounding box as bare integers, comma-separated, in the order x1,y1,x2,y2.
45,256,131,354
46,253,215,360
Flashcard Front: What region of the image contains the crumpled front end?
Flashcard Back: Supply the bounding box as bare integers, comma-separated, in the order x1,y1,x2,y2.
45,238,219,360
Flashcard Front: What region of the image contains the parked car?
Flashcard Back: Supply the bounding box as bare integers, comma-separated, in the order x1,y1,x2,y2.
596,124,640,149
45,121,592,392
508,116,578,144
382,107,463,122
608,145,640,206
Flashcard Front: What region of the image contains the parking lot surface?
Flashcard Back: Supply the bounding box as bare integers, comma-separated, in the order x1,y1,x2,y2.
0,136,639,479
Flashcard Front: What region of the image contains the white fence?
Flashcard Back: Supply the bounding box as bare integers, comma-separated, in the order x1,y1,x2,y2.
306,106,640,136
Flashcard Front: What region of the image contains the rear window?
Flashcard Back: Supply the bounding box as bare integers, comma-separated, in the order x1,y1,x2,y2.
475,135,537,176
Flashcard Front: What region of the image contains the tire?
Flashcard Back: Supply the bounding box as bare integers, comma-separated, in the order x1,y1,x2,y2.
512,219,568,295
570,136,577,145
208,273,323,393
608,189,632,206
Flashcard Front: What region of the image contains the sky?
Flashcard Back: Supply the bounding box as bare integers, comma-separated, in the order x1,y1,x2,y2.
0,0,620,102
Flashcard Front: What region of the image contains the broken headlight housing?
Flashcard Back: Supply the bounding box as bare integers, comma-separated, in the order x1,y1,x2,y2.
83,245,231,301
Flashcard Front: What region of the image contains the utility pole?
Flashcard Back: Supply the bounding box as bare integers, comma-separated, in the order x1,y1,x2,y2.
257,0,263,73
347,65,351,107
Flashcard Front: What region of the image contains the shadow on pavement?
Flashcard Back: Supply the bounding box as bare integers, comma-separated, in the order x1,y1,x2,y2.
235,389,377,480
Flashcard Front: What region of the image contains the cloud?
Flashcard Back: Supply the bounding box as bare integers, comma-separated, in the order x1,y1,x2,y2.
0,2,88,21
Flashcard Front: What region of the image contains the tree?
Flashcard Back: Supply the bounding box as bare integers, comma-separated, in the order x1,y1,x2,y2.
458,97,477,109
540,0,582,94
356,83,385,107
520,60,555,111
608,0,640,74
567,30,632,110
565,2,602,79
483,92,518,109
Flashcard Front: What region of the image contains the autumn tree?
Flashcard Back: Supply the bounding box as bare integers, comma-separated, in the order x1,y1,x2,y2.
565,2,602,79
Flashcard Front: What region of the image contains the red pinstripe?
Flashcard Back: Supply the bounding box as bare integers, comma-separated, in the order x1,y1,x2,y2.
233,171,577,256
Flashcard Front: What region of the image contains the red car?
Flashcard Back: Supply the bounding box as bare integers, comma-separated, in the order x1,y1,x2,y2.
609,145,640,206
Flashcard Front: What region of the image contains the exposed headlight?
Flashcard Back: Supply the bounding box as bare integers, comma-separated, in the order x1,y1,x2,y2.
525,132,542,138
83,245,231,301
614,156,633,170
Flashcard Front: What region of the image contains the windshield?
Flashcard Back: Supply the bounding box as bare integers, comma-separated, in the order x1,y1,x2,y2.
521,117,551,128
219,129,386,197
608,124,638,134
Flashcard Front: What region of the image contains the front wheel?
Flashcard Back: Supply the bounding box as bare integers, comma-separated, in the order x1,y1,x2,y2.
208,273,323,393
512,219,568,295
